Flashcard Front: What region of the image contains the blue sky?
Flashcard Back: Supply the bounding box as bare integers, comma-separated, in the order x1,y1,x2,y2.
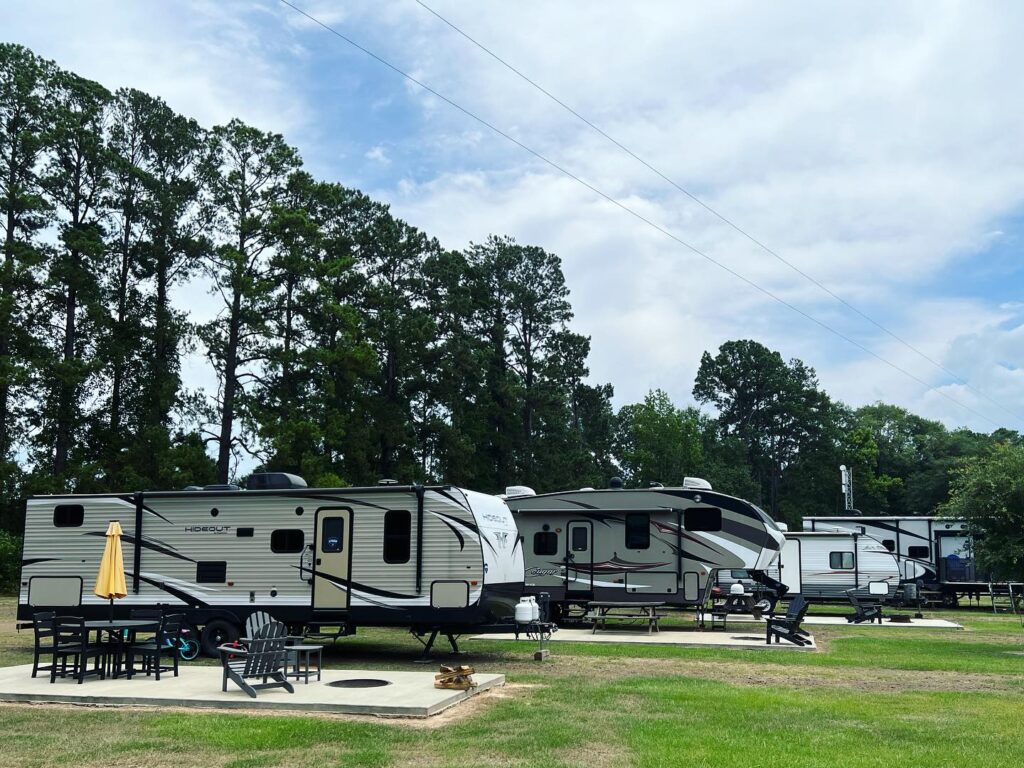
3,0,1022,434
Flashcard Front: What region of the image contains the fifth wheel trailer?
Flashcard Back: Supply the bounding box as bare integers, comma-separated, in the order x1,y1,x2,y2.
506,483,785,616
17,476,524,655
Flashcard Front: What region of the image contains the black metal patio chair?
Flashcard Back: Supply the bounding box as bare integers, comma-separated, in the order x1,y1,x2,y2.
51,616,107,684
126,613,186,680
220,621,295,699
765,596,812,647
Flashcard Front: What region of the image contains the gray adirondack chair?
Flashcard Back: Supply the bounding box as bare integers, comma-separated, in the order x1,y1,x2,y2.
220,621,295,698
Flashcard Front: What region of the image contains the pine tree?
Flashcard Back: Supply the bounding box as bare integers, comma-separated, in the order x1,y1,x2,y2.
200,119,300,482
0,44,53,527
35,68,111,485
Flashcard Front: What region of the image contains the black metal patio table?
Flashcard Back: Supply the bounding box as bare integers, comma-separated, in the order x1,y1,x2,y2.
83,619,159,678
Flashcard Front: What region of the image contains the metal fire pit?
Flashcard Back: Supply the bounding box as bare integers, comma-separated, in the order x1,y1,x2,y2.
327,678,392,689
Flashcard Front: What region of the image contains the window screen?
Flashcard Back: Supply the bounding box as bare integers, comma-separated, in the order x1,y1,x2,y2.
271,529,304,553
882,539,895,552
908,545,930,559
383,510,411,564
53,504,84,527
571,526,588,552
830,551,855,570
196,561,227,583
533,531,558,556
322,518,344,553
684,507,722,532
625,513,650,549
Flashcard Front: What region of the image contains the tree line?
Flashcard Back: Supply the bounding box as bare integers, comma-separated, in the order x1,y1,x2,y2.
1,44,1019,541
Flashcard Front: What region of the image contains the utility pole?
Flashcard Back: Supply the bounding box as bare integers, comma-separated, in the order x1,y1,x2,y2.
840,464,854,511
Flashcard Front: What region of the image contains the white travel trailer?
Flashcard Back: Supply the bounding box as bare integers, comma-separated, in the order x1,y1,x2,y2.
506,481,785,614
17,475,524,655
771,531,900,601
802,515,978,603
717,531,901,603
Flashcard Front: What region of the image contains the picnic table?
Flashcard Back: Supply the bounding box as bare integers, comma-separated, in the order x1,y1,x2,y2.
706,594,765,630
585,602,664,634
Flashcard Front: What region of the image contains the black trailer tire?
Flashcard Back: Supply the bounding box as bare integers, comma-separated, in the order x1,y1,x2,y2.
200,619,240,657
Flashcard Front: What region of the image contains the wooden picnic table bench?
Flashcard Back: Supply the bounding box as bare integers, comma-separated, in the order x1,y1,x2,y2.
585,602,664,634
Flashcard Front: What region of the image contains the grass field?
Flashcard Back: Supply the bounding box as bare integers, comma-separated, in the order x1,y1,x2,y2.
2,597,1023,767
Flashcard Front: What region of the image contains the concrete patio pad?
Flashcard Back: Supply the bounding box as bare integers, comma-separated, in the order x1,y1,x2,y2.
0,664,504,717
471,627,816,650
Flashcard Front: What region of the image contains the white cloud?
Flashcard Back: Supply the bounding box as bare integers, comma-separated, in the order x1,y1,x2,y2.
365,144,391,164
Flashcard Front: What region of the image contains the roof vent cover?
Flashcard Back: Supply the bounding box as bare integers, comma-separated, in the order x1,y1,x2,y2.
246,473,308,491
504,485,536,497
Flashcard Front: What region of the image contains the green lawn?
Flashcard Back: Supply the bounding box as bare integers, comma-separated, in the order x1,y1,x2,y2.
2,596,1023,767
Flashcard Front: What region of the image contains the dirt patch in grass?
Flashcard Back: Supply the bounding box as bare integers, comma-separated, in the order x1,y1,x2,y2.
543,653,1024,694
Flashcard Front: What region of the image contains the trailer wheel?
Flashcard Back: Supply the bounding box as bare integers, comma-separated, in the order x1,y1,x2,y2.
200,619,240,657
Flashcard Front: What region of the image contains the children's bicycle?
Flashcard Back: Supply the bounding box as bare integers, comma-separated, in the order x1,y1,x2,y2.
162,626,201,661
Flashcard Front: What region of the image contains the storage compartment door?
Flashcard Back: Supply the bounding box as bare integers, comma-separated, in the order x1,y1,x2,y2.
625,571,677,594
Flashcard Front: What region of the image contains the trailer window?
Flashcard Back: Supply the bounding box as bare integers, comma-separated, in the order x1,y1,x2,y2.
829,551,854,570
271,529,304,553
196,561,226,583
881,539,895,552
908,545,930,559
571,526,588,552
383,510,411,564
53,504,84,527
684,507,722,532
533,531,558,556
322,518,343,553
625,513,650,549
730,570,748,579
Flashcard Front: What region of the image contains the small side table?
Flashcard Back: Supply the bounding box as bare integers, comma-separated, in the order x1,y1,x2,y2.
285,644,323,684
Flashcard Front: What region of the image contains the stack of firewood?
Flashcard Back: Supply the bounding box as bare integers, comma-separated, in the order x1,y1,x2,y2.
434,664,477,690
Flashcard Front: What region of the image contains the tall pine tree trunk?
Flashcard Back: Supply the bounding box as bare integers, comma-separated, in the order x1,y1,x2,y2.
109,211,133,437
0,192,15,457
216,288,242,483
55,273,77,476
151,249,171,428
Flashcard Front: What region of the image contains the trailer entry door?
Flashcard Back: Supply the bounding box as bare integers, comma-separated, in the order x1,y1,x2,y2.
779,537,802,594
566,521,593,593
313,508,352,611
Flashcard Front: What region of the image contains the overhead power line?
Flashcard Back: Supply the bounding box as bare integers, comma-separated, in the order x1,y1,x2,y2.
411,0,1024,428
277,0,1009,430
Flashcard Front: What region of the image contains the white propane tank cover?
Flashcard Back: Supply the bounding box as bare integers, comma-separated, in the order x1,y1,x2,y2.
682,477,713,490
730,582,745,595
515,597,534,624
505,485,536,497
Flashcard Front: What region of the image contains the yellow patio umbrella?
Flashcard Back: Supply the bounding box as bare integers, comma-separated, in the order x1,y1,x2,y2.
94,520,127,620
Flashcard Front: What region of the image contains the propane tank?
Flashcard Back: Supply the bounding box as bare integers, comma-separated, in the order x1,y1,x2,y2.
515,597,535,624
529,596,540,621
